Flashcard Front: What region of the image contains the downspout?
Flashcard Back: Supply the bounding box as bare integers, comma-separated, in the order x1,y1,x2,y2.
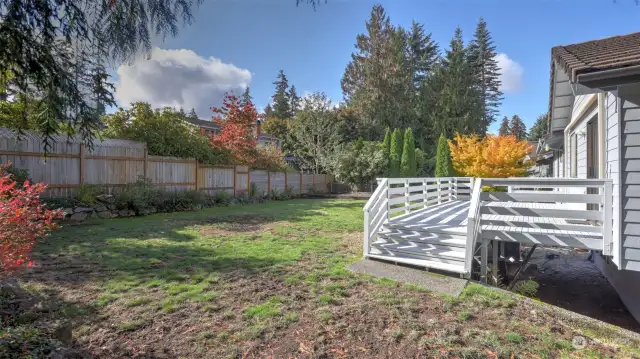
598,92,606,179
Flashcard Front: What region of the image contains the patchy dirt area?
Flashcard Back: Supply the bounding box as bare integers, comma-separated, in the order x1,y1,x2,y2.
199,214,292,236
515,247,640,332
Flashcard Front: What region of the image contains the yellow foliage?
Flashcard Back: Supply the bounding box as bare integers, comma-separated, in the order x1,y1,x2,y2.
448,134,533,178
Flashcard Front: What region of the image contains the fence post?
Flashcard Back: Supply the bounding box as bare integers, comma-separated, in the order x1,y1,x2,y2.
79,144,85,185
449,178,453,202
267,171,271,195
404,179,410,214
233,165,237,196
363,209,370,257
423,178,428,208
437,178,441,204
603,181,613,256
247,167,251,194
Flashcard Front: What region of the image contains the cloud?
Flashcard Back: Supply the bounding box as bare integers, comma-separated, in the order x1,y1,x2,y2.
496,53,524,93
115,48,252,118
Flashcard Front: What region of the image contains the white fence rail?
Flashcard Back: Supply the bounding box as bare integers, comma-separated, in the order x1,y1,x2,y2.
363,177,474,257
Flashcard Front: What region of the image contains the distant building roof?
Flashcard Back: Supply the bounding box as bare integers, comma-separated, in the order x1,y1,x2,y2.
186,118,220,130
552,32,640,83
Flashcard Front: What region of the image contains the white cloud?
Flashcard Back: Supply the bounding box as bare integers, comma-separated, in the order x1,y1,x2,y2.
496,53,524,93
115,48,252,118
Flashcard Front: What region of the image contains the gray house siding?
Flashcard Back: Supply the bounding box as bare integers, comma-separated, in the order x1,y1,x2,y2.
618,83,640,272
593,88,640,324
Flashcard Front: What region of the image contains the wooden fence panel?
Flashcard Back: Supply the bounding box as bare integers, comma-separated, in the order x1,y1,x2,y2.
271,172,286,193
147,155,196,192
84,143,145,189
198,166,234,195
235,165,249,194
289,173,301,194
302,174,315,193
314,174,327,193
250,170,269,195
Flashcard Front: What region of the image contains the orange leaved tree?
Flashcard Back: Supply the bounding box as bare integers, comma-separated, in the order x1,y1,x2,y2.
448,134,533,178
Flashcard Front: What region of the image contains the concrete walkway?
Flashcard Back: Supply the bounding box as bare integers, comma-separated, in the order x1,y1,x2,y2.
348,258,468,297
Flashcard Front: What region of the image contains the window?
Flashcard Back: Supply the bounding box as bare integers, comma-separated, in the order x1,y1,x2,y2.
570,133,577,178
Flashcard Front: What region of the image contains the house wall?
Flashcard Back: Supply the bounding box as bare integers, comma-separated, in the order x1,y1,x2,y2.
592,83,640,325
617,83,640,272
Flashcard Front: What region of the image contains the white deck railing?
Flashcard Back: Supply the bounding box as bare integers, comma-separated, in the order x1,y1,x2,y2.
465,179,483,276
363,178,388,257
363,177,474,257
479,178,614,254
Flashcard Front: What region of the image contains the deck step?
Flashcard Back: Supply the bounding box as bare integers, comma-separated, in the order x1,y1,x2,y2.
380,225,467,239
365,254,466,274
374,235,466,251
371,243,465,259
370,245,466,266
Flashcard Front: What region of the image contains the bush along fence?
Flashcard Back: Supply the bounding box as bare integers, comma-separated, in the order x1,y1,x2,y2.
0,128,328,198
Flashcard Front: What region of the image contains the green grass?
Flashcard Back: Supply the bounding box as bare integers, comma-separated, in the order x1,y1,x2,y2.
504,332,524,344
125,297,151,307
460,283,516,308
458,311,471,321
15,198,635,358
317,294,337,306
244,297,283,319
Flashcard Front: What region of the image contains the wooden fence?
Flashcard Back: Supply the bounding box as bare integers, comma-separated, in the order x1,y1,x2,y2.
0,128,327,198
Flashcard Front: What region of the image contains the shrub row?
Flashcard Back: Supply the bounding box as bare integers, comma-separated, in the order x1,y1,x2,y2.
42,177,311,219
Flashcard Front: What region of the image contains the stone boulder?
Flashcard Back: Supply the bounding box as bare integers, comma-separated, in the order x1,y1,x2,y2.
74,207,94,213
95,194,115,204
69,212,88,222
97,211,116,219
93,203,108,212
118,209,135,217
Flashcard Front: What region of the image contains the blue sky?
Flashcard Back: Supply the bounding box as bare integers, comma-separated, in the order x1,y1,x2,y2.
114,0,640,134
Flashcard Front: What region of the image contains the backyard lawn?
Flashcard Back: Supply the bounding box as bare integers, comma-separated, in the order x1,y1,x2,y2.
4,199,639,358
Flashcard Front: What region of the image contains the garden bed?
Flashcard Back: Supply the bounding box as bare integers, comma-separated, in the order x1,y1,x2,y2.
3,199,640,358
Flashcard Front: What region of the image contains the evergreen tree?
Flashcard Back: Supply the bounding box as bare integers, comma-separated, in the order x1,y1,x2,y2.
389,128,403,177
341,5,415,139
510,115,527,140
264,104,274,118
382,128,392,175
272,70,291,119
528,113,549,140
468,18,503,133
288,85,300,117
187,108,199,121
435,134,453,177
498,116,510,136
431,27,482,137
407,21,439,90
240,87,253,107
401,128,416,177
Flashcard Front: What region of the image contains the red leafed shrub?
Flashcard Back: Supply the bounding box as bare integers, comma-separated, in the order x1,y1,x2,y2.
0,163,63,275
210,94,260,165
